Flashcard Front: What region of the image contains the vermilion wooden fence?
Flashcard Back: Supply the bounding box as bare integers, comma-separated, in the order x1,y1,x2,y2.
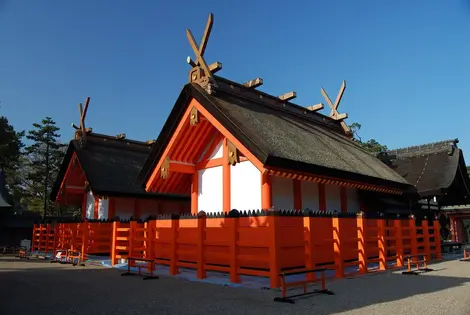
31,210,441,288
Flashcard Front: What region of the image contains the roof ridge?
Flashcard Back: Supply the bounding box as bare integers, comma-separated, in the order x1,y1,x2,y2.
77,133,154,153
387,139,459,157
212,76,346,136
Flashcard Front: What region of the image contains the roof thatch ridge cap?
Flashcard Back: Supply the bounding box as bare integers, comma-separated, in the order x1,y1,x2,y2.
387,138,459,158
76,133,153,153
210,76,346,136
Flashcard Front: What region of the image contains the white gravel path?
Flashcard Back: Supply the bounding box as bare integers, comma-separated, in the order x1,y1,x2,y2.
1,256,469,315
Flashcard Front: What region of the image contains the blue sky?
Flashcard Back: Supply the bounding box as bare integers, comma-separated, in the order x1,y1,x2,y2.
1,0,469,158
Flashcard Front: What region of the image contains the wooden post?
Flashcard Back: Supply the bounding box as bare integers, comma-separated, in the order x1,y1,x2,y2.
111,221,117,266
356,212,367,274
293,180,302,210
433,220,442,260
261,173,272,210
81,222,88,262
409,216,418,257
303,212,316,281
268,210,280,288
318,184,326,211
45,224,51,255
191,173,199,215
229,210,240,283
332,216,344,278
377,219,387,270
170,214,179,275
223,138,231,213
94,197,99,220
422,219,431,261
52,224,58,254
394,219,404,267
197,212,207,279
129,220,136,258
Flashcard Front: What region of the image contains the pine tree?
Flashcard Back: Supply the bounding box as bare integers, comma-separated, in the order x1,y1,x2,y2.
23,117,66,217
349,122,388,154
0,116,25,208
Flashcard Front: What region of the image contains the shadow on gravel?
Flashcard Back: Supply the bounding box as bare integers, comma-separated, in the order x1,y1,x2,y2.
1,257,469,315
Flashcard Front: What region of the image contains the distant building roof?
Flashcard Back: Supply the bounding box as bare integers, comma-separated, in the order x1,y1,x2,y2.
385,139,470,206
50,133,190,201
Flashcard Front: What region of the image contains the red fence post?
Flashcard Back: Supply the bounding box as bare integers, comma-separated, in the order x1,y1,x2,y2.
377,219,387,270
170,214,179,275
111,221,117,266
394,219,404,267
409,216,418,257
332,216,344,278
197,212,207,280
303,212,316,281
229,210,240,283
433,220,442,260
356,212,367,274
422,219,431,261
268,210,280,288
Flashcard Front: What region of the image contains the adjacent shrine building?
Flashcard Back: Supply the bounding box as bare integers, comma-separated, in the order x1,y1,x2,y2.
384,139,470,241
51,115,190,220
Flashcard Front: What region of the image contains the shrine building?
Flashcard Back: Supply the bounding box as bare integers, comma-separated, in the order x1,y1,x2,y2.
136,14,417,214
50,99,190,220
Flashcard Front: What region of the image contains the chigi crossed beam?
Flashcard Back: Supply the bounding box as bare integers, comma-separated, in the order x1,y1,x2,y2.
72,97,92,145
186,13,222,92
321,81,351,136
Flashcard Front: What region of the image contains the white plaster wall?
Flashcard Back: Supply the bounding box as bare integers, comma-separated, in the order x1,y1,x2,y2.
208,140,223,160
85,191,94,219
114,198,135,220
98,198,109,220
325,184,341,212
230,160,261,211
346,187,361,212
271,176,294,210
198,166,223,213
301,181,320,211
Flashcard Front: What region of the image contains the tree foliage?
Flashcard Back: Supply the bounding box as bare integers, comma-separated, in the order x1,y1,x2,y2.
0,116,25,208
349,122,388,154
22,117,67,216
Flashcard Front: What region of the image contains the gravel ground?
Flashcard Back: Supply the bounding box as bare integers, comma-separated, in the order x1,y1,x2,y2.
1,256,470,315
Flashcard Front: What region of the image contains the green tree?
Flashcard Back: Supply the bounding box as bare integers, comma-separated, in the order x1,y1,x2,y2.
467,165,470,176
0,116,25,208
349,122,388,154
23,117,66,217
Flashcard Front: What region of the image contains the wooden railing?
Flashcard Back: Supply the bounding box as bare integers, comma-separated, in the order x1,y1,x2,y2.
31,210,441,288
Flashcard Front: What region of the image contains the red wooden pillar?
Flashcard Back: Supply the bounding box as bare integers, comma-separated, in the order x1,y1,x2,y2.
304,213,316,280
293,179,302,210
261,173,272,210
93,197,99,220
191,173,198,215
433,220,442,260
223,138,231,213
394,219,404,267
377,219,387,270
318,184,326,211
197,212,206,279
356,213,367,274
332,216,344,278
268,210,280,288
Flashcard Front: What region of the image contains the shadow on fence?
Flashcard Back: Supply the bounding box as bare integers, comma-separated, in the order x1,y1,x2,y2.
31,209,441,288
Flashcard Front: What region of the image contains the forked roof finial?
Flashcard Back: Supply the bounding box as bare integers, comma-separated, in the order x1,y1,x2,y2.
321,81,351,137
71,97,93,148
186,13,222,94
